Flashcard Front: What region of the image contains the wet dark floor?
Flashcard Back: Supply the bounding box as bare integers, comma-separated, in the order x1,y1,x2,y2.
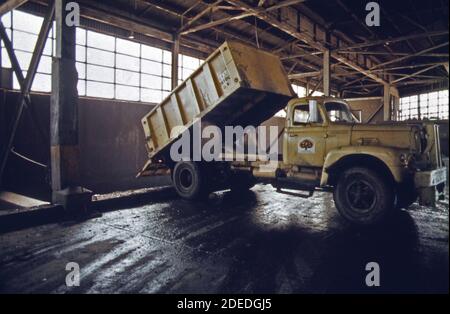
0,185,448,293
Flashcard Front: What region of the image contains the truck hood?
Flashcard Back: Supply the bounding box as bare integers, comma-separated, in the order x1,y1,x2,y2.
350,123,422,151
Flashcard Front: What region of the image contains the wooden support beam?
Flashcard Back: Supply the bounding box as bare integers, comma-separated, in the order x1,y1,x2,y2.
337,30,449,51
181,0,306,35
308,75,323,96
181,11,254,35
281,51,323,60
323,49,331,96
0,0,28,16
289,71,321,80
337,51,449,58
345,78,448,90
396,78,448,87
383,84,391,121
391,64,443,84
264,0,307,11
370,42,449,70
371,62,448,72
380,7,416,53
226,0,388,85
171,34,180,90
180,0,222,32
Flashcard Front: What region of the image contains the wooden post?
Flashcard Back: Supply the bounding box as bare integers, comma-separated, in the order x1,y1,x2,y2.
171,34,180,90
51,0,91,211
323,49,331,96
383,84,391,121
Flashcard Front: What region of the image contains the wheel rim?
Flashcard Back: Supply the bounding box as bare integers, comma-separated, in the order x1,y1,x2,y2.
179,168,193,189
346,179,376,211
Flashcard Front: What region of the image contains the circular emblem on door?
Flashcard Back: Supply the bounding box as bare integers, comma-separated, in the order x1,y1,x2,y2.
298,137,316,154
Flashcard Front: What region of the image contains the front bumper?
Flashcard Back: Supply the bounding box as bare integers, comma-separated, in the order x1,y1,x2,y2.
414,167,447,206
415,167,447,188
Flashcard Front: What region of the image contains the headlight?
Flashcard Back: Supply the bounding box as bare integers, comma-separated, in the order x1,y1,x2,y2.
400,153,414,168
400,154,408,166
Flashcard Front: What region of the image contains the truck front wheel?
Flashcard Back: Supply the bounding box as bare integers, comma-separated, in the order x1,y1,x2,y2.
172,161,208,200
333,167,394,225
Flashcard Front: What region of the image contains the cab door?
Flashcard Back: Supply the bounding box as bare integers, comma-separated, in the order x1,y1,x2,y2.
284,102,327,167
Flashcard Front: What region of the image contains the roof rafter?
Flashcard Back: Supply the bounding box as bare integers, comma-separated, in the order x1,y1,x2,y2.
226,0,388,85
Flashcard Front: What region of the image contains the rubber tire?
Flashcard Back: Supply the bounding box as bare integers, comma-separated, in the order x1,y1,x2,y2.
395,180,418,209
334,167,394,225
172,161,208,200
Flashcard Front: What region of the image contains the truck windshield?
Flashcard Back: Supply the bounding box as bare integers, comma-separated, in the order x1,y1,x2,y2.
325,102,356,123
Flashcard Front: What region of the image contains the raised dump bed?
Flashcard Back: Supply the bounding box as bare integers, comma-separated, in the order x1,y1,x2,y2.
141,41,294,164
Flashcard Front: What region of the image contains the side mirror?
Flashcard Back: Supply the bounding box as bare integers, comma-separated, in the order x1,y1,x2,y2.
309,100,319,123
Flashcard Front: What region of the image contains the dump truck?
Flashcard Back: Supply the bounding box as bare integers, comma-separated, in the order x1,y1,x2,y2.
138,41,447,225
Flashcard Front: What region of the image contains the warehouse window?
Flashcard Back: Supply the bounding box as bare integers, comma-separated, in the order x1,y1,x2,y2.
178,54,203,84
76,29,172,103
399,95,420,120
1,10,173,103
399,90,449,121
1,10,55,92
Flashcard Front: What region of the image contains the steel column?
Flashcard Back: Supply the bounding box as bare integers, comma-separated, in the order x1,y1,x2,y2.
51,0,91,211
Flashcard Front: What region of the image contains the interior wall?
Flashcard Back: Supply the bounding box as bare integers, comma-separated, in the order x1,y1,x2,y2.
0,90,171,198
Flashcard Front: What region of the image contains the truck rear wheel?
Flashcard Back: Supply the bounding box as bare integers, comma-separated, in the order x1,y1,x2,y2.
172,161,208,200
334,167,394,225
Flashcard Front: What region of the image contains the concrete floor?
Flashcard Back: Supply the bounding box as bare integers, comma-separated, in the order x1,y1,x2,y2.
0,185,448,294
